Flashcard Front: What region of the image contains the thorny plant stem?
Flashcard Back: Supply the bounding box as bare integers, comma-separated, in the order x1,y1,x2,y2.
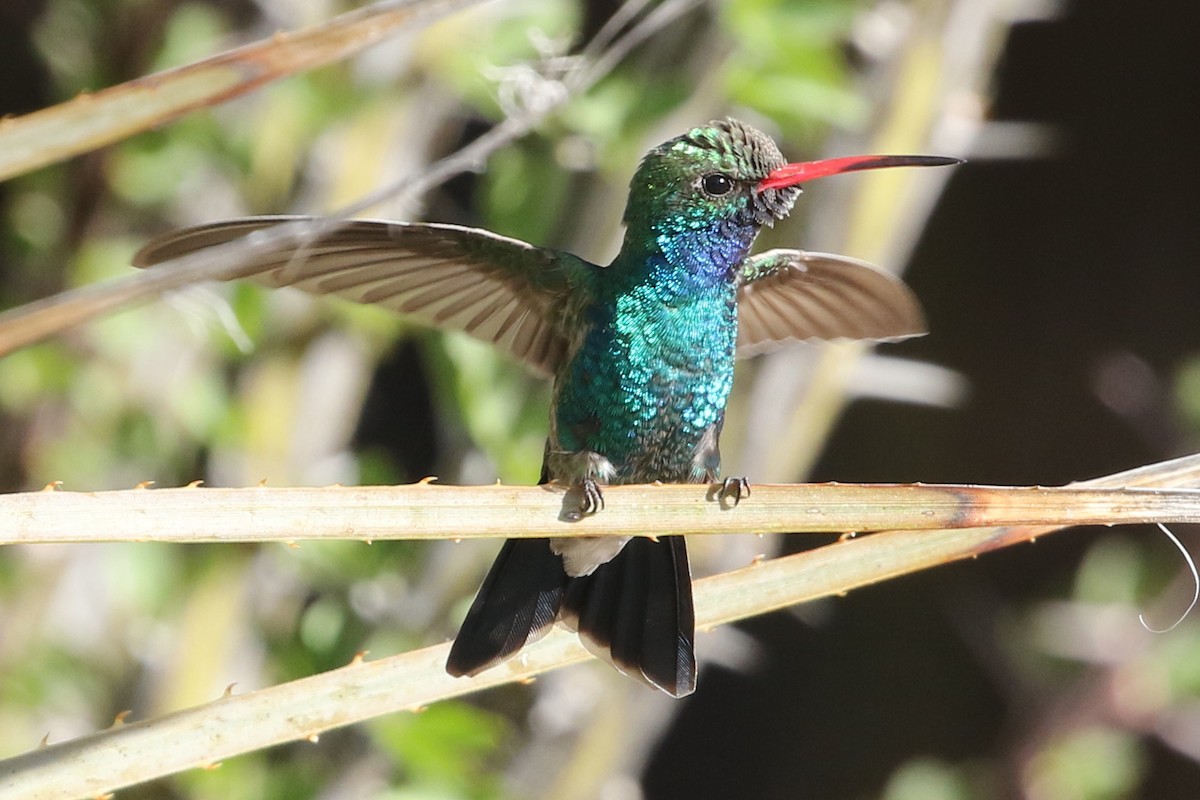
2,453,1200,799
3,476,1200,545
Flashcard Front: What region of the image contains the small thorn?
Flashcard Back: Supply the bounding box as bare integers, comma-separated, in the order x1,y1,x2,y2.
411,705,428,714
750,553,766,565
518,675,538,685
110,710,131,728
257,478,268,487
285,541,300,549
306,734,320,744
133,480,155,490
200,762,222,771
418,475,439,485
186,480,204,488
838,531,857,542
94,794,114,800
452,537,462,544
223,683,238,698
41,481,62,492
38,732,50,748
349,650,369,666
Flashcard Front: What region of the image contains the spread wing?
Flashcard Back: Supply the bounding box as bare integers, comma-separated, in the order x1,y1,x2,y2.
736,249,927,357
133,216,598,376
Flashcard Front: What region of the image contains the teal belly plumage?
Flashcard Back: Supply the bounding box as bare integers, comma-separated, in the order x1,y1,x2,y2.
551,272,738,484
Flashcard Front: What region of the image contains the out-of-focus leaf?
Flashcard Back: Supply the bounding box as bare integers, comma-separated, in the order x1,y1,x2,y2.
1073,536,1143,605
882,758,978,800
720,0,865,136
1026,727,1145,800
369,701,509,794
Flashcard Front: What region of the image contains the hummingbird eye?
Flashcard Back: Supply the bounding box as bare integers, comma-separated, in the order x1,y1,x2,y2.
701,173,734,196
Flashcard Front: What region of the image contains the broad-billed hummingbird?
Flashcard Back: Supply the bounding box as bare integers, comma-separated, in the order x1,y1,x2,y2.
135,119,959,697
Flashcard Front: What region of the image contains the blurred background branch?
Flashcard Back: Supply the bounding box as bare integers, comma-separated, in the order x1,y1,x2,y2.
0,0,479,183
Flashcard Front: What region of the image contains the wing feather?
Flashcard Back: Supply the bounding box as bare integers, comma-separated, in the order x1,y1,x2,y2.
133,215,596,376
736,249,927,357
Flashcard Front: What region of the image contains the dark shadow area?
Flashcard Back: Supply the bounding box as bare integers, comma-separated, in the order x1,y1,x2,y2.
647,1,1200,796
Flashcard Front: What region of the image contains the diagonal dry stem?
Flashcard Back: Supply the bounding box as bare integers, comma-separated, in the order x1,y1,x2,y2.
0,0,477,183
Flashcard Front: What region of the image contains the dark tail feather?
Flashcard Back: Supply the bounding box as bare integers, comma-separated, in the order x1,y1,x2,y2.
446,536,697,697
446,538,568,677
564,536,696,697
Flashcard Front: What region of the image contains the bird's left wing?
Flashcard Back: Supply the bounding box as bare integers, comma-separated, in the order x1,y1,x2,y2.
134,216,597,376
735,249,927,357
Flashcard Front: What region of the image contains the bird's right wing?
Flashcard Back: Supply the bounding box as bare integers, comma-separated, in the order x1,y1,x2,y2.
134,216,598,376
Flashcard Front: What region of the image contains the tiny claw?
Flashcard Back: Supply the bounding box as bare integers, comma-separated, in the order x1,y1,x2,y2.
580,478,605,515
561,479,605,521
720,477,750,506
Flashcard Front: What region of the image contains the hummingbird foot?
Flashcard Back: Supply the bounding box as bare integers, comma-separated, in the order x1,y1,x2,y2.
718,476,750,507
564,478,605,521
580,477,605,514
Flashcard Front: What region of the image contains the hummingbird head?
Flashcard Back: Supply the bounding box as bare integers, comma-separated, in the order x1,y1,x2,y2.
623,118,798,237
619,118,959,281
